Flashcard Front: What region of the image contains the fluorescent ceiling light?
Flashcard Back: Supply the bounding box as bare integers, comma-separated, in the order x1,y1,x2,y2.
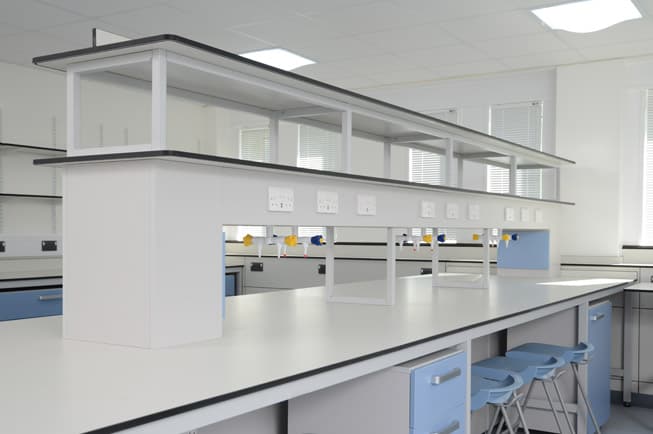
532,0,642,33
240,48,315,71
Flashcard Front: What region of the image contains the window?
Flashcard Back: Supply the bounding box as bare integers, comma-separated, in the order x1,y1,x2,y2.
488,102,543,198
641,90,653,244
297,125,339,237
239,127,270,162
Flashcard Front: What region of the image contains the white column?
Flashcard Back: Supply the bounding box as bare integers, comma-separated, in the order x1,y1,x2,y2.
66,70,80,152
341,110,352,173
152,49,168,150
383,141,392,178
509,156,517,195
445,137,455,186
386,227,396,305
269,114,280,164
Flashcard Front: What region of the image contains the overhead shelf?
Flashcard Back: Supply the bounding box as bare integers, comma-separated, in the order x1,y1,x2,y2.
33,34,574,171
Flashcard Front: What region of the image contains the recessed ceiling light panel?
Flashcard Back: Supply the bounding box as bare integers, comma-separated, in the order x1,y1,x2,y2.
532,0,642,33
240,48,315,71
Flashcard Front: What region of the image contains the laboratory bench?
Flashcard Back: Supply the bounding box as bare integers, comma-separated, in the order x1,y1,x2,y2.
0,274,631,434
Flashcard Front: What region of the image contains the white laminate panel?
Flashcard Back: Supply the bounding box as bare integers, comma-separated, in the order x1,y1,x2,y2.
200,404,284,434
0,275,630,434
639,309,653,384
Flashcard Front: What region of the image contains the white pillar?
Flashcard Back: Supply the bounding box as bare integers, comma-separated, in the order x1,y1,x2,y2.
151,49,167,150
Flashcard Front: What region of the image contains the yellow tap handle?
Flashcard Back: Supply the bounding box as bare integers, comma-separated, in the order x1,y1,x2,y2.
285,234,298,247
502,234,510,241
243,234,254,246
472,233,480,241
422,234,433,243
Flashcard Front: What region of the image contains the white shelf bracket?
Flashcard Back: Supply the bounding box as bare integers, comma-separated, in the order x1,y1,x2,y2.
151,49,168,150
509,156,517,195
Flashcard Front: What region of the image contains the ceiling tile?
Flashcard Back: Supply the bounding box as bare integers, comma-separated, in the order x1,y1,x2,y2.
37,0,161,18
288,37,384,63
635,0,653,17
300,54,406,79
399,44,490,68
473,32,569,58
428,59,507,78
0,21,24,37
0,31,77,65
1,0,85,30
328,75,381,89
555,18,653,48
231,15,342,48
166,0,288,28
357,22,459,54
99,4,188,35
309,1,435,35
501,49,584,69
578,39,653,60
43,19,141,45
440,10,547,43
390,0,517,21
367,67,438,85
279,0,379,16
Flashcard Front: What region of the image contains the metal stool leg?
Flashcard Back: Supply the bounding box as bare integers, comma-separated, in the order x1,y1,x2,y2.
541,379,565,433
514,398,530,434
499,404,516,434
489,406,502,434
572,363,602,434
521,381,536,409
550,370,576,434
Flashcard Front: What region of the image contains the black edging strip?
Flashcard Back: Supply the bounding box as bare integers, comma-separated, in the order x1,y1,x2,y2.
0,275,61,282
0,142,66,154
0,285,62,293
83,281,628,434
0,193,62,199
226,254,493,264
33,35,574,167
34,150,573,206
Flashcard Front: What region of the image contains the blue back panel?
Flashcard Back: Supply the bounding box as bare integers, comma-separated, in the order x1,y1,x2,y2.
497,230,549,270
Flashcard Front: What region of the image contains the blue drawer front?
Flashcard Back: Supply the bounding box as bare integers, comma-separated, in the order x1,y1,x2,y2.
0,288,63,321
410,351,466,430
225,274,236,297
588,301,611,433
410,403,466,434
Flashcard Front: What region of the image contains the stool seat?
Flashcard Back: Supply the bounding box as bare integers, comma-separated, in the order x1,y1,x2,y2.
474,355,564,383
507,342,594,364
471,370,523,411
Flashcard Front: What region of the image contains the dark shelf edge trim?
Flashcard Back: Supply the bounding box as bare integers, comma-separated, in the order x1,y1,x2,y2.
82,281,628,434
0,142,66,154
35,150,574,206
0,193,62,199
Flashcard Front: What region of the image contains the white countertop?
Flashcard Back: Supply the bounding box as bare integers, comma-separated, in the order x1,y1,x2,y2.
0,275,631,433
625,282,653,291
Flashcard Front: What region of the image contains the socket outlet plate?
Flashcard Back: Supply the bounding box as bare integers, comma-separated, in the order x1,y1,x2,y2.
420,200,435,218
446,203,459,219
520,207,531,222
535,209,544,223
268,187,294,212
468,204,480,221
317,191,338,214
504,207,515,222
357,194,377,216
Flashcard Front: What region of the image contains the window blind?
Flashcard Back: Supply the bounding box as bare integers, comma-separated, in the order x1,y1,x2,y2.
239,127,270,162
642,90,653,244
488,102,543,198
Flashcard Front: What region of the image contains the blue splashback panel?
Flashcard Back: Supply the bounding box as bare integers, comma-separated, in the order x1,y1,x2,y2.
497,230,549,270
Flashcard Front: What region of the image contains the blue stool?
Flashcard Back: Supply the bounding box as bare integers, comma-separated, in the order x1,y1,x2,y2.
508,342,600,434
474,354,567,434
471,366,528,434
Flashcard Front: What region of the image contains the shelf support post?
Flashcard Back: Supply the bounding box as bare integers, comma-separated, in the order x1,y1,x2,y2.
341,110,352,173
383,141,392,178
151,49,167,150
445,137,455,186
555,167,561,201
432,227,440,288
481,228,490,288
509,156,517,195
269,113,280,164
325,226,335,300
457,158,464,187
66,70,80,152
386,227,396,305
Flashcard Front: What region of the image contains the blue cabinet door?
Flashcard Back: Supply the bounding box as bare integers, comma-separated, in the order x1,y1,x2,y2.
587,301,611,434
0,288,63,321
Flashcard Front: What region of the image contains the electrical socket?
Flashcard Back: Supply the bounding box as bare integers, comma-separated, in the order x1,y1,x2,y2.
357,194,376,216
268,187,294,212
504,207,515,222
446,203,459,219
535,209,544,223
468,204,480,221
520,207,531,222
317,191,338,214
420,200,435,218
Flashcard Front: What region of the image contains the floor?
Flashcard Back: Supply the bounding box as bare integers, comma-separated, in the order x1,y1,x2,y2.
528,404,653,434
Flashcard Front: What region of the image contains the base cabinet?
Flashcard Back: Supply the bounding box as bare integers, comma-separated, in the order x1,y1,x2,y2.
288,347,466,434
588,301,611,434
0,288,63,321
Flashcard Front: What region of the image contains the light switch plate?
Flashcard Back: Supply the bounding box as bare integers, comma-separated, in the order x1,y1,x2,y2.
357,194,377,216
468,204,480,221
535,209,544,223
420,200,435,218
520,207,530,222
317,191,338,214
504,207,515,222
268,187,294,212
446,203,459,219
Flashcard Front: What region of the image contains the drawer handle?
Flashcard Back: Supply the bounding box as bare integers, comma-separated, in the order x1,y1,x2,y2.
38,294,62,301
591,313,605,321
431,367,461,385
431,420,460,434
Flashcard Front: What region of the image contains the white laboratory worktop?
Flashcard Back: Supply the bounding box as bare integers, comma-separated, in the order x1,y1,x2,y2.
0,275,631,433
